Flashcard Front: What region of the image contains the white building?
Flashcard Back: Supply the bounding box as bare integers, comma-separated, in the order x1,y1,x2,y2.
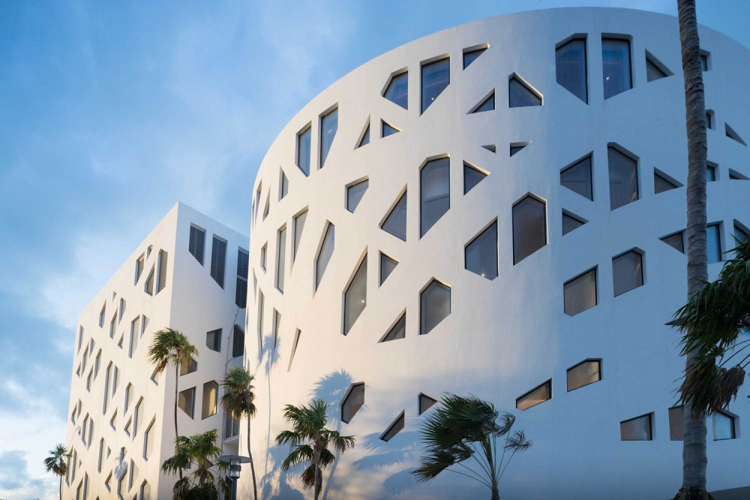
241,8,750,500
63,203,249,499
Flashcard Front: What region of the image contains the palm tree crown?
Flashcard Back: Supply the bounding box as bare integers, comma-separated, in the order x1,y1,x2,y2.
221,366,258,500
148,328,199,376
162,429,230,499
44,444,69,500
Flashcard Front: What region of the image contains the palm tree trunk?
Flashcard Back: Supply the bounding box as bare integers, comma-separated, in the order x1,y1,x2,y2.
677,0,709,496
313,446,320,500
175,363,182,480
59,475,62,500
491,485,500,500
247,417,257,500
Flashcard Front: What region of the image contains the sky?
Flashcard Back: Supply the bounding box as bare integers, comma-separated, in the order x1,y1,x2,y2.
1,1,748,498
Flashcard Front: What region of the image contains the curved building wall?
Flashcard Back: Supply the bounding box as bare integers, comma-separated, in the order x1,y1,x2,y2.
242,8,750,499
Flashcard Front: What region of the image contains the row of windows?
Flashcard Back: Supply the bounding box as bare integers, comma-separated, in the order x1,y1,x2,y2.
621,407,737,442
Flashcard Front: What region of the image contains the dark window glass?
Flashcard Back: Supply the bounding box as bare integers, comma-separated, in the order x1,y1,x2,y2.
654,172,679,194
210,237,227,288
380,412,405,442
602,38,632,99
419,394,438,414
276,227,286,293
343,256,367,335
341,383,365,423
297,126,311,176
713,411,736,440
320,108,338,168
384,72,408,109
293,210,307,261
232,325,244,358
381,192,407,241
620,414,652,441
178,388,196,418
608,147,639,210
316,223,335,289
483,144,497,153
206,329,221,352
646,57,668,82
512,196,547,264
562,213,585,235
357,123,370,148
465,222,498,280
707,224,722,264
735,223,749,243
564,268,597,316
669,406,684,441
382,121,399,138
613,250,644,296
380,253,398,286
509,77,541,107
420,158,450,237
472,92,495,113
421,58,450,113
561,156,593,200
420,280,450,334
516,381,551,411
381,314,405,342
463,48,486,69
464,163,487,194
661,232,685,253
510,145,526,156
347,180,369,213
707,165,716,182
189,226,205,265
556,38,587,103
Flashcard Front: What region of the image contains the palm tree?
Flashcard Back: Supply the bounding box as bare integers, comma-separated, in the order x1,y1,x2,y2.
675,238,750,413
412,395,531,500
275,399,355,500
44,444,69,500
221,366,258,500
162,429,230,500
676,1,710,498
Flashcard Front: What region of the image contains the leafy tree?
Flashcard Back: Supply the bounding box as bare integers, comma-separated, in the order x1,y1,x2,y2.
162,429,230,500
275,399,355,500
221,366,258,500
43,444,69,500
412,395,531,500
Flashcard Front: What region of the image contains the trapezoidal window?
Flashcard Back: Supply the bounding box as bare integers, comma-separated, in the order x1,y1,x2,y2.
512,195,547,264
562,211,586,235
320,107,338,168
470,91,495,113
602,38,632,99
465,221,498,280
420,157,450,237
661,231,685,253
419,394,438,414
567,359,601,391
380,411,405,442
276,226,287,293
341,383,364,423
713,411,737,440
381,191,407,241
509,76,541,107
608,146,639,210
315,222,335,290
178,387,196,419
613,250,644,296
620,413,652,441
380,313,405,343
201,381,218,419
420,279,450,334
463,46,487,69
383,71,408,110
189,225,206,265
380,253,398,286
516,380,551,411
210,236,227,288
421,57,450,114
463,162,487,194
654,169,682,194
347,179,369,213
564,267,597,316
556,37,587,103
293,209,308,262
561,155,593,200
708,223,722,264
645,50,671,82
343,255,367,335
156,250,168,294
296,125,311,176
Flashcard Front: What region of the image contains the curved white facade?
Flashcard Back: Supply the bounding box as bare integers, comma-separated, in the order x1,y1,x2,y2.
243,8,750,499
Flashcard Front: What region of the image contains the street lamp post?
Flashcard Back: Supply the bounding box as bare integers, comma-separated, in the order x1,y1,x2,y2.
218,455,252,500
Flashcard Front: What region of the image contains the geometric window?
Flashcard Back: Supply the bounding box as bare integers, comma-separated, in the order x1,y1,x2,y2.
669,406,684,441
725,124,747,146
134,398,143,437
320,107,338,168
567,359,601,391
556,37,587,103
516,380,551,411
144,267,154,296
701,52,709,72
735,221,749,244
470,91,495,113
421,58,450,114
263,196,270,221
381,191,407,242
180,358,197,376
420,279,451,335
465,221,498,280
564,267,597,317
420,157,450,237
276,226,287,293
661,231,685,254
343,255,367,335
708,223,722,264
483,144,497,153
562,211,586,235
280,170,289,200
380,253,398,286
288,329,301,372
418,393,438,415
201,381,218,420
380,313,406,343
124,383,132,413
315,223,335,291
380,411,405,442
602,38,632,99
129,316,140,358
463,162,488,195
510,143,528,157
99,303,106,328
135,254,145,285
272,309,280,352
206,329,221,353
713,411,736,441
729,169,749,181
707,163,717,182
356,120,370,149
654,170,681,194
347,179,369,213
620,413,653,441
189,225,206,265
612,250,644,297
706,111,713,130
463,46,487,69
383,71,408,110
236,249,249,309
157,250,168,294
143,419,155,459
178,387,196,419
341,382,365,424
561,155,593,200
141,481,152,500
645,51,671,82
297,125,311,176
512,195,547,264
260,244,267,271
608,147,639,210
382,120,400,138
293,210,308,262
509,76,542,107
232,324,245,359
210,236,227,289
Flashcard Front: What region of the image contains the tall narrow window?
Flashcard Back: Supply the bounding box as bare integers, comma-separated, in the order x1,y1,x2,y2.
420,157,450,237
613,250,644,296
421,58,450,114
293,210,308,262
189,225,206,265
564,268,597,316
206,329,221,352
344,255,367,335
134,398,143,437
288,329,301,371
297,125,311,176
602,38,632,99
134,254,144,284
144,419,155,459
341,383,365,423
708,223,722,264
465,222,498,280
256,291,264,352
236,249,249,308
567,360,601,391
420,280,451,334
669,406,684,441
233,324,245,359
706,163,717,182
381,191,407,241
347,180,369,213
383,71,408,109
509,76,542,107
156,250,168,294
276,226,287,293
144,267,154,295
516,380,551,410
260,244,267,271
379,253,398,286
315,223,335,290
99,303,106,328
512,195,547,264
210,236,227,288
129,316,140,358
202,381,218,419
561,156,593,200
356,120,370,148
556,38,587,103
620,414,652,441
178,387,196,418
608,147,639,210
279,170,289,200
272,309,281,351
320,108,338,168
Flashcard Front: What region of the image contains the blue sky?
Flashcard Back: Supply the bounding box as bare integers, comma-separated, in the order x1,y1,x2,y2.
1,1,748,498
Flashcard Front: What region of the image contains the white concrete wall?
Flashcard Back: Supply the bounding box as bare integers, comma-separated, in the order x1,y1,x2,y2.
63,202,249,500
241,8,750,500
